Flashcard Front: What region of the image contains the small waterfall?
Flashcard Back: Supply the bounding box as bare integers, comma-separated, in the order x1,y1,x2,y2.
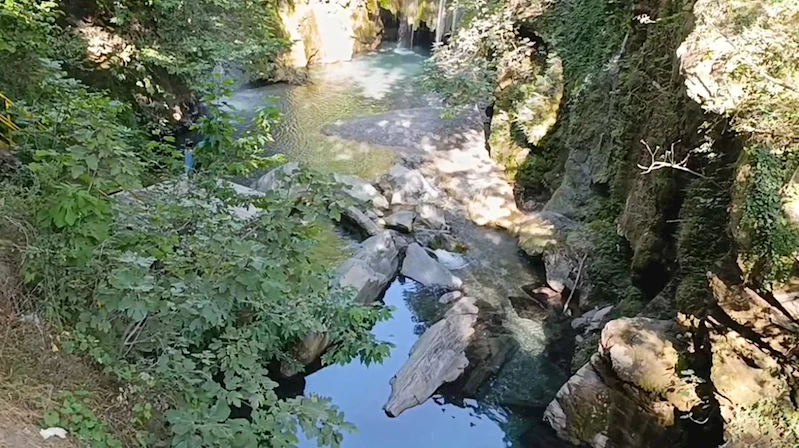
398,20,412,49
434,0,446,44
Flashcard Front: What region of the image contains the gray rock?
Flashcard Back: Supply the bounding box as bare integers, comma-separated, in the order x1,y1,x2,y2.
251,163,301,194
384,296,479,417
384,210,415,233
378,165,440,206
334,173,390,210
431,249,468,271
543,355,610,446
344,206,380,236
571,305,614,332
415,204,447,230
401,243,462,290
365,210,380,220
283,232,400,375
439,291,463,304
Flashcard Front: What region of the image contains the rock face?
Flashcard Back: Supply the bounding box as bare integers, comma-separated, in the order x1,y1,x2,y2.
384,296,479,417
401,243,463,290
284,231,399,375
544,317,701,447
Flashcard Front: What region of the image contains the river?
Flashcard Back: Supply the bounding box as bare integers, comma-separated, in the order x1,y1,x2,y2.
231,44,570,448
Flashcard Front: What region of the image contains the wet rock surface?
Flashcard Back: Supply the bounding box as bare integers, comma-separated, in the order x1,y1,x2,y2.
401,243,463,290
383,296,479,417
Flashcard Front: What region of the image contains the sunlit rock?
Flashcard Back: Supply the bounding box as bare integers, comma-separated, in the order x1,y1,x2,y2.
384,296,478,417
334,173,390,210
545,318,701,447
378,164,441,206
401,243,462,290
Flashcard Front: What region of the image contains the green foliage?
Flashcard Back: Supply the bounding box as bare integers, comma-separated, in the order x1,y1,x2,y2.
739,146,799,288
4,73,390,447
0,0,62,96
44,392,123,448
191,78,283,177
90,0,290,89
534,0,630,95
421,0,535,112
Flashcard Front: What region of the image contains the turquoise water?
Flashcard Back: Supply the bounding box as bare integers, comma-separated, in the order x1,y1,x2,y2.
232,45,570,448
300,280,512,447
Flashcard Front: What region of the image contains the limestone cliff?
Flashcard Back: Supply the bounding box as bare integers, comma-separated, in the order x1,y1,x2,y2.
494,0,799,445
279,0,384,68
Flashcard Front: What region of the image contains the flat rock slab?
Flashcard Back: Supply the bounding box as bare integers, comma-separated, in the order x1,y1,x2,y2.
401,243,462,290
384,296,479,417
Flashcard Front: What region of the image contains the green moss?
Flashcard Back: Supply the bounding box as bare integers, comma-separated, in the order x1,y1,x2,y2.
585,220,645,311
675,154,736,316
739,144,799,289
533,0,631,95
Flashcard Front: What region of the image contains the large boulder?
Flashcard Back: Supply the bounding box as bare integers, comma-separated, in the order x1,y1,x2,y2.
400,243,462,290
331,231,400,304
544,317,701,447
377,165,441,206
384,296,479,417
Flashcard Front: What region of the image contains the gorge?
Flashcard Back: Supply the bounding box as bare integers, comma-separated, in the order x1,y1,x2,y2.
1,0,798,447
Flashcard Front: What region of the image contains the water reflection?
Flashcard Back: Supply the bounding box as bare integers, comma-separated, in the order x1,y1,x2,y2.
299,280,511,448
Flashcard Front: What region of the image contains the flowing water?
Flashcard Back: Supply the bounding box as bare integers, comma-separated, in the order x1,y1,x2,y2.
231,44,569,448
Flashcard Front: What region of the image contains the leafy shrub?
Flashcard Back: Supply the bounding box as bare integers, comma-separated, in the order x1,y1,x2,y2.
44,392,123,448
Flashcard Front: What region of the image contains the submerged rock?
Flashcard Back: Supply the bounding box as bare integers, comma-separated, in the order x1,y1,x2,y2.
401,243,463,290
384,296,479,417
383,210,415,233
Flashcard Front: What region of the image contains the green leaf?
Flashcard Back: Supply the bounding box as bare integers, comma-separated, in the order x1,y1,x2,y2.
43,410,60,427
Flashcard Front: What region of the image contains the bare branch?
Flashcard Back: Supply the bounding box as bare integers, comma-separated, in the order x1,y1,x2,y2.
637,140,707,178
563,253,588,315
